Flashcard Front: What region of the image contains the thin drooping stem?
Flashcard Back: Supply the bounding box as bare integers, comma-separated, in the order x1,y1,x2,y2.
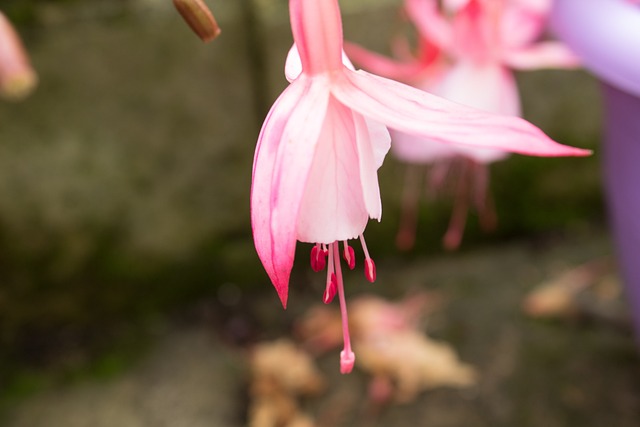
396,164,423,251
472,162,497,232
443,160,470,250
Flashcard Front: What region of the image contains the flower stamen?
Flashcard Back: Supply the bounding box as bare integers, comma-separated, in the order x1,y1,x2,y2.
310,243,327,272
323,244,337,304
472,162,497,232
343,241,356,270
359,234,376,283
323,273,337,304
332,242,355,374
396,165,422,251
443,160,470,251
323,243,337,304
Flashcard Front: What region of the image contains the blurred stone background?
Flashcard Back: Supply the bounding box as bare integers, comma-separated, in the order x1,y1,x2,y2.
0,0,613,424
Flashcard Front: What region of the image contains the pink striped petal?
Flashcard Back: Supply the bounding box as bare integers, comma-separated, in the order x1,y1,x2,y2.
500,7,545,48
500,0,556,49
502,42,581,70
289,0,343,75
450,0,495,61
405,0,454,53
251,76,331,307
331,69,590,157
296,99,370,243
343,42,426,81
353,110,389,220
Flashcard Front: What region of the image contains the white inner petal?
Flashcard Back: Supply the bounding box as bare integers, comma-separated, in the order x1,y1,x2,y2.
434,62,520,115
296,98,369,243
363,117,391,169
391,129,458,163
433,62,518,162
354,112,388,220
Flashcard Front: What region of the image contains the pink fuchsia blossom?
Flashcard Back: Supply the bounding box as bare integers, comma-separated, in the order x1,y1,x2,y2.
251,0,588,374
402,0,580,141
347,0,580,249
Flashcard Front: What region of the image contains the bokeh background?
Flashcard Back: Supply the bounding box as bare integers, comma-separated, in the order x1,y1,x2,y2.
0,0,636,426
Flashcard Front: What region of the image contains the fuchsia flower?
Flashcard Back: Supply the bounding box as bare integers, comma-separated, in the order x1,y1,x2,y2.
347,0,580,250
404,0,579,118
251,0,588,374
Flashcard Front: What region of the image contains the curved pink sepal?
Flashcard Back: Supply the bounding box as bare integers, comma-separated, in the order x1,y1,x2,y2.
344,42,428,82
251,76,331,307
332,69,591,158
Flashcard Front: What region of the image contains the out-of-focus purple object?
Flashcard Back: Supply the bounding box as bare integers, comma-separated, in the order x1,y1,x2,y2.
550,0,640,97
602,83,640,336
551,0,640,337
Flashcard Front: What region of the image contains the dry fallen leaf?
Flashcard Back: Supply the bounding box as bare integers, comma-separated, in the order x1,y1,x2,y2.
296,293,476,403
249,339,325,427
523,258,615,318
357,330,476,402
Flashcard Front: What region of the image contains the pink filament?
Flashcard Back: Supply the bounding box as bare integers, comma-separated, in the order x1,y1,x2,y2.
472,162,497,232
443,161,470,251
332,242,355,374
307,234,379,372
396,165,422,251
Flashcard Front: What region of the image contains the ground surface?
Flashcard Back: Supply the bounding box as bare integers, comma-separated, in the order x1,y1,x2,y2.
3,229,638,427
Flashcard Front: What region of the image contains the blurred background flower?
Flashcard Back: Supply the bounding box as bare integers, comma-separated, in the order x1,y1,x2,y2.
347,0,581,250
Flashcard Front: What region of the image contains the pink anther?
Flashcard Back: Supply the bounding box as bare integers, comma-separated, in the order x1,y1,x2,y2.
364,258,376,283
310,244,326,272
343,243,355,270
340,349,355,374
323,273,337,304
